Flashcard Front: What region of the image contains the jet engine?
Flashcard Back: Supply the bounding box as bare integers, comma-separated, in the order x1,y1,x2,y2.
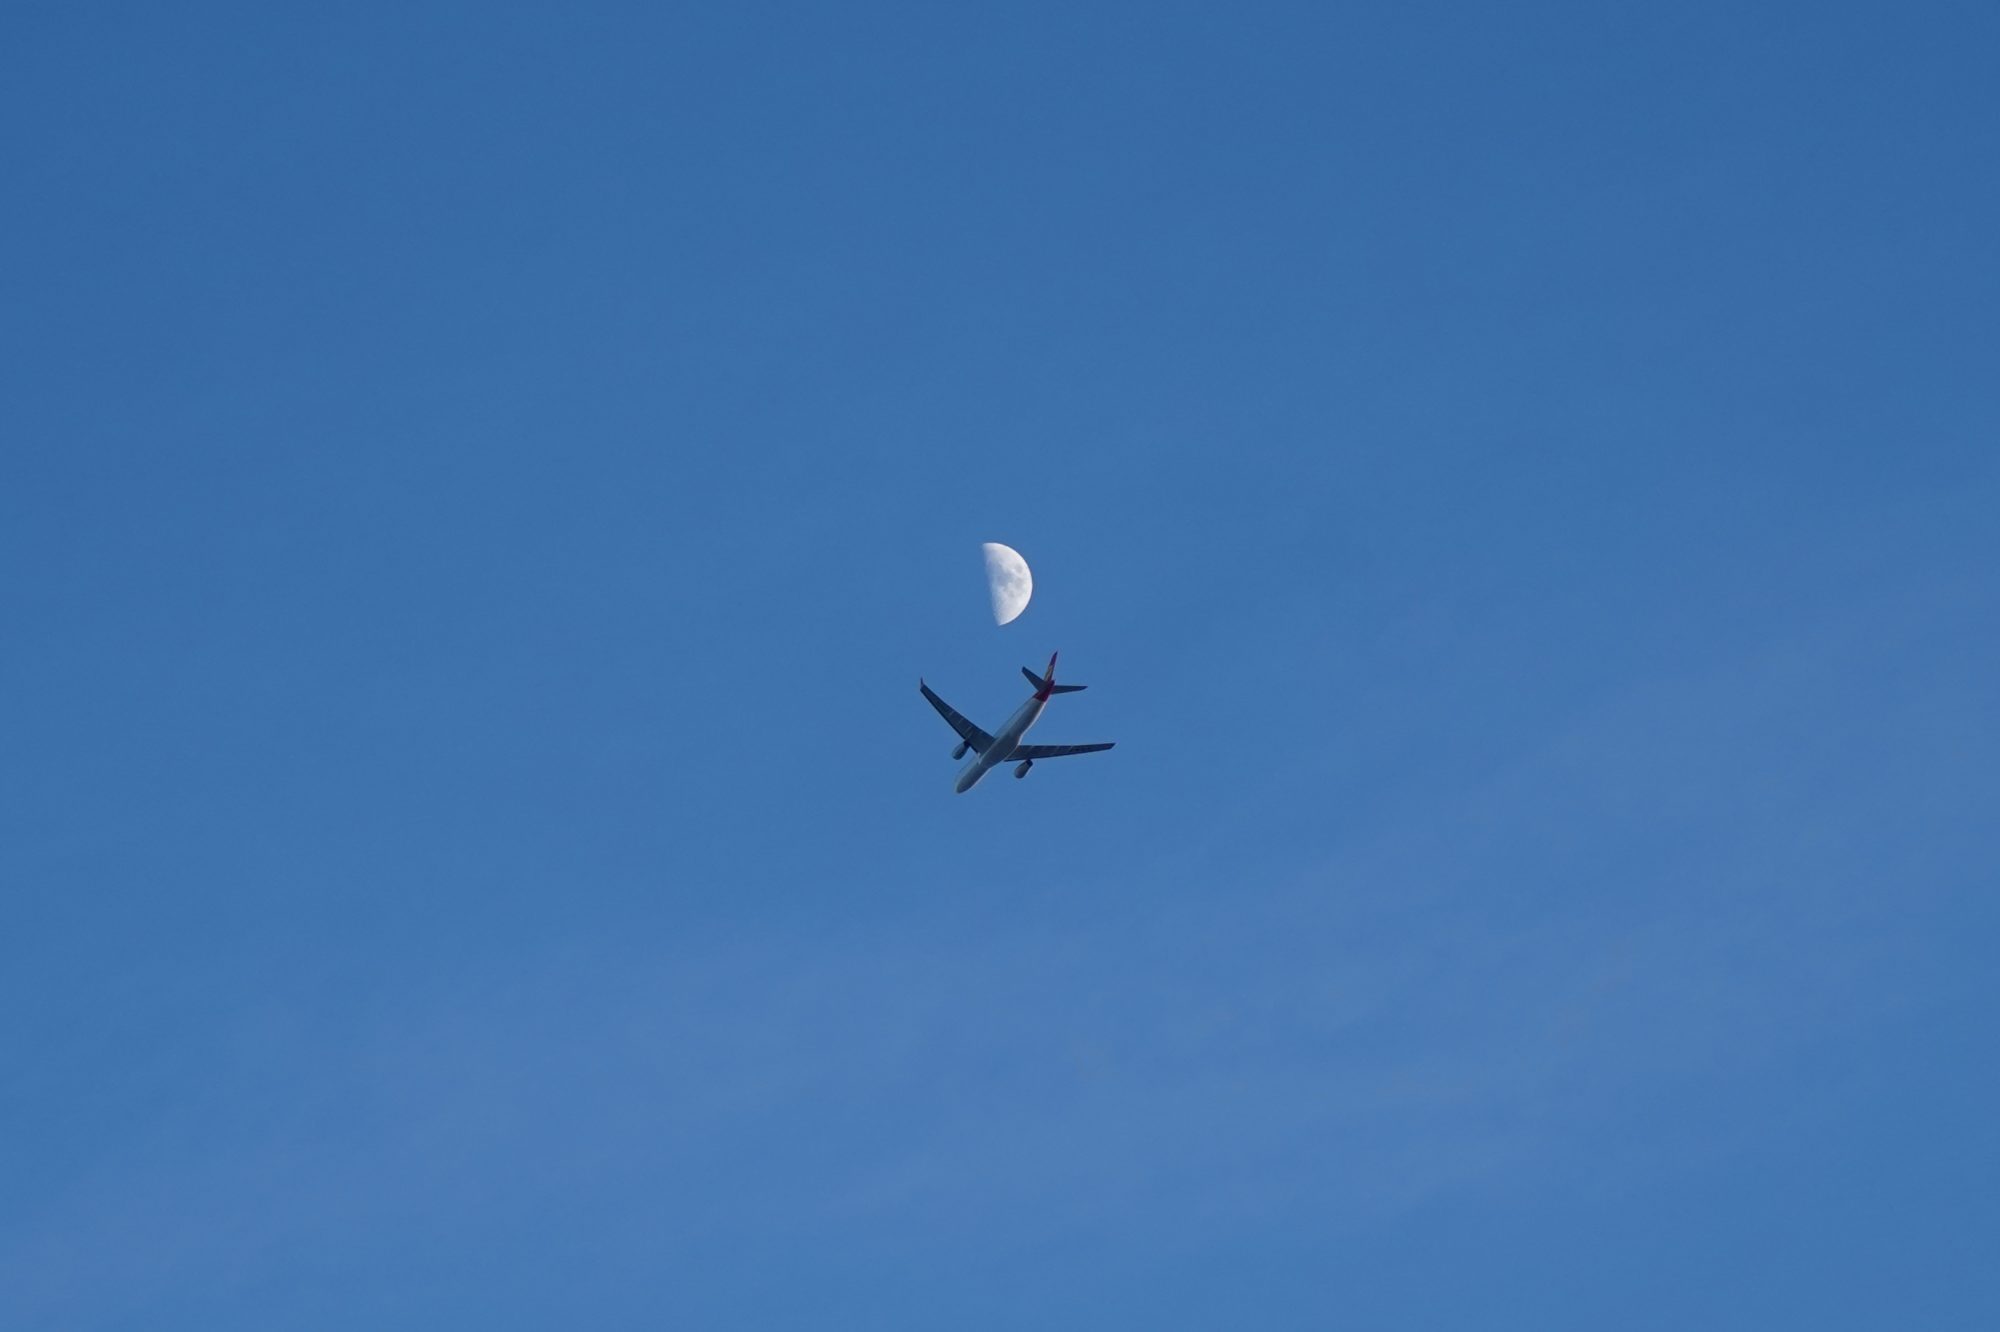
952,741,969,760
1014,760,1033,779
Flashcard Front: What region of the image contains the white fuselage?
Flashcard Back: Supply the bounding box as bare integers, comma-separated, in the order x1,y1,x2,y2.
954,694,1047,793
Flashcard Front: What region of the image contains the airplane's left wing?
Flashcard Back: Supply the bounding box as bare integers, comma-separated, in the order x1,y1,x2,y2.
1009,742,1115,760
920,681,994,753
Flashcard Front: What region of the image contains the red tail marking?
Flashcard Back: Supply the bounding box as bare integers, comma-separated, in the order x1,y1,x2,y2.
1037,652,1058,701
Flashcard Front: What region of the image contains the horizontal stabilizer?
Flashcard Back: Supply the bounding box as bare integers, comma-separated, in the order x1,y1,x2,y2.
1022,666,1086,694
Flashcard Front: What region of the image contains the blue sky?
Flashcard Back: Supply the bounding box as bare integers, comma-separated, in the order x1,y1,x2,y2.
4,1,1996,1326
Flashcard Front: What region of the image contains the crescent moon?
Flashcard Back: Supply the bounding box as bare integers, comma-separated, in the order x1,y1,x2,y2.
981,542,1033,625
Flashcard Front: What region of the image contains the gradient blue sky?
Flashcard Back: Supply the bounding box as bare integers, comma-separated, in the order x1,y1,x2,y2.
4,2,1996,1327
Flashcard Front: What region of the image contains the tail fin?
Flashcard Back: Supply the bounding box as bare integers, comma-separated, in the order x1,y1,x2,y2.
1023,652,1087,698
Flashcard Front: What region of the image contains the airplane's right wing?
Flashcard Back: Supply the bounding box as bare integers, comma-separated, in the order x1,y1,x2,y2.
1009,742,1115,760
920,681,993,753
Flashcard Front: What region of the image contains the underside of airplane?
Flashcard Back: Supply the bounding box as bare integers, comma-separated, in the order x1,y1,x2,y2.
920,653,1115,792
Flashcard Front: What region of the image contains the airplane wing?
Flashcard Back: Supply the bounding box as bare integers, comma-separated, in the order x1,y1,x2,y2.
1009,742,1115,760
919,681,994,753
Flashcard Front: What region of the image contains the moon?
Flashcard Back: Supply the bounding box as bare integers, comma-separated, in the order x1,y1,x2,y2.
982,542,1033,625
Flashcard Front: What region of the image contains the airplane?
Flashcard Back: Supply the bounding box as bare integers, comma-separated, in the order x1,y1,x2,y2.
920,652,1116,793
